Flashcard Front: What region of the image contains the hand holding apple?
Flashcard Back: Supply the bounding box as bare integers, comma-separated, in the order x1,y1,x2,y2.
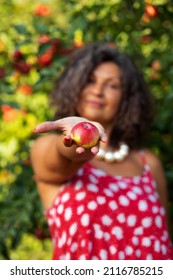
70,122,100,148
34,116,107,155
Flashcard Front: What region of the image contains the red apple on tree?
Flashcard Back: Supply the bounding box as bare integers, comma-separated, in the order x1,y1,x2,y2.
13,61,31,74
70,122,100,148
145,4,159,18
38,51,53,67
13,50,23,61
0,68,5,79
34,3,51,17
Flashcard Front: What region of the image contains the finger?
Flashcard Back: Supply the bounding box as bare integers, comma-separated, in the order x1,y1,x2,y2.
100,132,108,143
63,135,73,147
34,121,57,133
91,122,107,143
91,146,99,155
76,147,85,154
76,146,99,155
34,120,65,133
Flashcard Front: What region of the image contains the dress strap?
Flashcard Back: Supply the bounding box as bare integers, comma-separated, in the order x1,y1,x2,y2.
139,150,148,166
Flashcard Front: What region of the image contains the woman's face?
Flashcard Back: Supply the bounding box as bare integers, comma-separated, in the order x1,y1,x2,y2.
76,62,122,130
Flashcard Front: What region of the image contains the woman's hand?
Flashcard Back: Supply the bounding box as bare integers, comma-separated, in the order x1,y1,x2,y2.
34,117,107,155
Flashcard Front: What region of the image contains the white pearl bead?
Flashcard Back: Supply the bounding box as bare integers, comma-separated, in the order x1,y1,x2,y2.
96,148,106,159
114,151,124,161
96,143,129,163
104,151,115,162
119,150,126,157
121,144,129,153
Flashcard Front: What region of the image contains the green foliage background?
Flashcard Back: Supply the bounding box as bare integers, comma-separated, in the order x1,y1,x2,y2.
0,0,173,259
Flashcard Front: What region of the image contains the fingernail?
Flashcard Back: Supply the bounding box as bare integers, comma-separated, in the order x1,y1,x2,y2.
63,136,72,147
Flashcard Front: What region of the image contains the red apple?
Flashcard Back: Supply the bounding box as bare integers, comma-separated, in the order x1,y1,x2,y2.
34,3,51,17
13,50,23,61
0,68,5,79
38,51,53,67
13,61,31,74
145,4,159,18
151,60,161,71
70,122,100,148
18,84,33,95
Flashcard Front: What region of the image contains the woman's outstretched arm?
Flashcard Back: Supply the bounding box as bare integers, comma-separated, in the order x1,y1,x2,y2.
30,116,107,185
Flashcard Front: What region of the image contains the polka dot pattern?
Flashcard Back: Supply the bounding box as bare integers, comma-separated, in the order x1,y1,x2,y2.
46,161,173,260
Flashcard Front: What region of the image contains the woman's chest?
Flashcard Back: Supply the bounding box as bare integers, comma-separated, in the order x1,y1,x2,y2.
90,152,144,178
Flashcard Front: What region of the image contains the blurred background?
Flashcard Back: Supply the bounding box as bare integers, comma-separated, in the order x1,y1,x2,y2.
0,0,173,260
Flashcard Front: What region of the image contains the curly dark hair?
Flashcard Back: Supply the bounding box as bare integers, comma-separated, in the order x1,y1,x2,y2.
51,42,154,149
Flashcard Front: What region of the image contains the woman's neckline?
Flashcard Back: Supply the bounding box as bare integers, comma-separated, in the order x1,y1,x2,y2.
85,161,149,180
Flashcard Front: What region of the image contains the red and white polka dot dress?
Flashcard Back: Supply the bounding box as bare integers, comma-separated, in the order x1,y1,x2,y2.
46,155,173,260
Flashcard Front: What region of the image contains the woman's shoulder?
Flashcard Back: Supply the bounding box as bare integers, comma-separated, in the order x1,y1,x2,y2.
141,148,167,195
141,149,169,217
141,148,164,171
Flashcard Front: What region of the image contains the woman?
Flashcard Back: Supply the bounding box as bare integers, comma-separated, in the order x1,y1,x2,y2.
30,42,173,260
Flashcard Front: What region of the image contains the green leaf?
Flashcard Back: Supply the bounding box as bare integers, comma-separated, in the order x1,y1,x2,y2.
12,24,29,35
